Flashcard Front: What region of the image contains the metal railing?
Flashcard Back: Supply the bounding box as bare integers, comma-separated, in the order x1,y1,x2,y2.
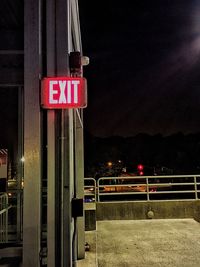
84,178,96,203
0,193,9,242
96,175,200,202
7,190,23,242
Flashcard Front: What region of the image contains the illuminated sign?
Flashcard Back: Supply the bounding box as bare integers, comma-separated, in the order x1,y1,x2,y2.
41,77,87,109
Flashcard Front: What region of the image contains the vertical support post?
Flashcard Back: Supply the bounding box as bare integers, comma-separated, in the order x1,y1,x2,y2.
97,179,100,202
60,108,74,267
46,0,74,266
17,86,23,242
23,0,42,266
47,111,56,267
75,110,85,259
46,0,56,266
146,177,150,201
194,176,198,200
56,1,73,266
71,0,85,260
5,194,8,243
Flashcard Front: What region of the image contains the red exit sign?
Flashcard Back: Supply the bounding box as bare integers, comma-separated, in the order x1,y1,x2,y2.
41,77,87,109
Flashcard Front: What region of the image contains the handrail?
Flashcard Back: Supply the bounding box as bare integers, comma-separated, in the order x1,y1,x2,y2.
0,190,23,243
97,175,200,202
0,193,9,243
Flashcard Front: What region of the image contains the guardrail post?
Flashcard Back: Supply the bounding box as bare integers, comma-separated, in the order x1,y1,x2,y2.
0,193,8,243
146,177,150,201
194,176,198,200
97,179,100,202
5,195,8,242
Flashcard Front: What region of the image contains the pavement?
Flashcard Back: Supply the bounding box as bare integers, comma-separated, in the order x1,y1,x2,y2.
77,218,200,267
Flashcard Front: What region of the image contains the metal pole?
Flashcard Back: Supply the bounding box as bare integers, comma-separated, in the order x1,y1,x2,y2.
74,110,85,259
47,0,74,266
23,0,42,266
46,0,57,266
17,86,23,242
46,0,85,265
194,176,198,200
56,0,73,265
146,177,150,201
71,0,85,258
61,109,73,267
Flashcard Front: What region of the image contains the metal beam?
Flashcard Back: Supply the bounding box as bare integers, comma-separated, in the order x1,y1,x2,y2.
0,69,23,85
46,0,56,266
0,84,23,87
71,1,85,259
55,0,72,266
23,0,42,266
46,0,74,266
74,110,85,259
0,50,24,55
71,0,82,52
17,86,23,242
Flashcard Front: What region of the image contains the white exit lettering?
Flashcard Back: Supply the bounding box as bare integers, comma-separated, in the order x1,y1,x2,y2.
49,80,80,104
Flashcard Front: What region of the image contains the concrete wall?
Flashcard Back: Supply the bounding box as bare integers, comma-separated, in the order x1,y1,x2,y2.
84,203,96,231
96,201,200,222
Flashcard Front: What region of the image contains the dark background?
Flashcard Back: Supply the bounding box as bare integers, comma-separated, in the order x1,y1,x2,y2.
79,0,200,175
79,0,200,137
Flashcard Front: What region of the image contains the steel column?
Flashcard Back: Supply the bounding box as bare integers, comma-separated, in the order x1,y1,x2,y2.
23,0,42,266
74,110,85,260
71,1,85,258
47,0,74,266
46,0,57,266
56,0,73,265
17,86,23,242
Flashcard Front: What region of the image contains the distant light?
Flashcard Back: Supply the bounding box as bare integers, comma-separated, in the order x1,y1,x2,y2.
139,171,144,176
137,164,144,171
118,160,122,163
107,161,113,167
21,157,25,162
122,167,127,172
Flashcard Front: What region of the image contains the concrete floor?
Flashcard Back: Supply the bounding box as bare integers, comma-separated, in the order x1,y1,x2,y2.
77,219,200,267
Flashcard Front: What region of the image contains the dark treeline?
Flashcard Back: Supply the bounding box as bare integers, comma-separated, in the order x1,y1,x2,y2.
84,131,200,177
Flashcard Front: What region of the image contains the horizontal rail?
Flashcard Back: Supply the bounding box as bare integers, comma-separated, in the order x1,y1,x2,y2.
96,175,200,202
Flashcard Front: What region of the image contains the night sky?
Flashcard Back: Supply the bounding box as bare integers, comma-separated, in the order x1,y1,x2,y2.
79,0,200,137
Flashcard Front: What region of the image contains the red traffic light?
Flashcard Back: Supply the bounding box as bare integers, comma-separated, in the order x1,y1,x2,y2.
137,164,144,171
